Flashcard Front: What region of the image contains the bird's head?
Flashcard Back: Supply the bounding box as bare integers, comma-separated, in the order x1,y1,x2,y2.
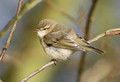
35,19,57,38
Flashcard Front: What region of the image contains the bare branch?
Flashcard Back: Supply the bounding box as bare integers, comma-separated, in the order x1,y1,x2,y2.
0,0,23,62
106,28,120,36
88,33,105,43
0,0,42,63
20,61,56,82
0,0,42,38
88,28,120,43
77,0,98,82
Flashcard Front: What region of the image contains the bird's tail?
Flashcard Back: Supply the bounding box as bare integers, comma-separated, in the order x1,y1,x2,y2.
85,46,104,54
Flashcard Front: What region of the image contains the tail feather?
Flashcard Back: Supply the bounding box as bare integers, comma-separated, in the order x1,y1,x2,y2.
86,46,104,54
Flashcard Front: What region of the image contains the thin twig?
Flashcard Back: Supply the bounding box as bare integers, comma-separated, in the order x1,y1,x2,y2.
106,28,120,35
77,0,98,82
88,33,105,43
0,0,23,62
84,0,98,40
88,28,120,43
0,0,23,38
20,61,56,82
0,0,42,62
0,0,42,38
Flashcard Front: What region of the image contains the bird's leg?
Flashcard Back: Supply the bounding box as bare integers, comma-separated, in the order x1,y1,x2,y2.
51,59,57,65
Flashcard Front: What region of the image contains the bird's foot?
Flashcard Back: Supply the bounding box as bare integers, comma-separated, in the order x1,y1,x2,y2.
51,59,57,65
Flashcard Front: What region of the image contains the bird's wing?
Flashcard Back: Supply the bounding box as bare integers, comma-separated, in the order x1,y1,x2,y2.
43,30,85,51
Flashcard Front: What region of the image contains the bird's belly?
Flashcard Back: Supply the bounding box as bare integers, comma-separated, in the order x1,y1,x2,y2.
44,47,73,60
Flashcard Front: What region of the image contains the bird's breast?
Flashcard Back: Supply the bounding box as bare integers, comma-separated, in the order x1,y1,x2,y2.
44,46,73,60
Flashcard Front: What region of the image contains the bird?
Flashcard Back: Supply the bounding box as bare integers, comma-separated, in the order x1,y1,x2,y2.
35,19,104,61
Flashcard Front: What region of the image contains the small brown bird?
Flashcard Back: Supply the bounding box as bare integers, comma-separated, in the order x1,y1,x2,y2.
35,19,104,61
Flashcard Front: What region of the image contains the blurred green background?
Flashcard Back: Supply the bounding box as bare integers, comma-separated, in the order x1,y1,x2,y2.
0,0,120,82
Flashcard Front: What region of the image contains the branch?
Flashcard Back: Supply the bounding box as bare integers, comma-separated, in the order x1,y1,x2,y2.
88,28,120,43
0,0,23,62
20,61,56,82
0,0,42,38
77,0,98,82
0,0,42,63
84,0,98,40
88,33,105,43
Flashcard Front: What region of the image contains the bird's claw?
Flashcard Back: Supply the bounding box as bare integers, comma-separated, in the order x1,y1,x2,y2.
51,59,57,65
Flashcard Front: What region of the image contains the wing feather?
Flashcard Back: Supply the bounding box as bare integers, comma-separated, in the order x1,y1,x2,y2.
43,30,85,51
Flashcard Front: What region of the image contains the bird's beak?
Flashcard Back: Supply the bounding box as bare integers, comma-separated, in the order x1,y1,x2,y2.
33,29,39,32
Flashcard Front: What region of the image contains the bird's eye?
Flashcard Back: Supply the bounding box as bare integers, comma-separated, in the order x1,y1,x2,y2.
43,28,47,30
